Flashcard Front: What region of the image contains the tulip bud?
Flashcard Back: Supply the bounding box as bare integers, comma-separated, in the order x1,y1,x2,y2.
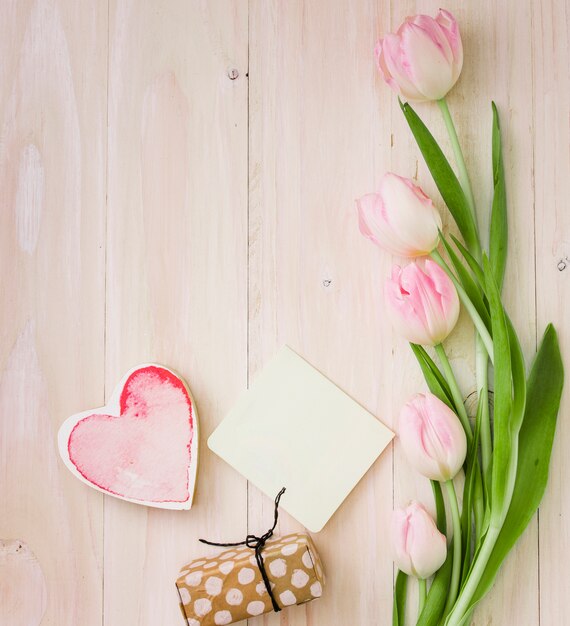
375,10,463,103
391,501,447,579
398,393,467,481
356,173,442,258
385,259,460,346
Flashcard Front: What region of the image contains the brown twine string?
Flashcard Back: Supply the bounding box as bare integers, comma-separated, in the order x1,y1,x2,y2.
199,487,286,613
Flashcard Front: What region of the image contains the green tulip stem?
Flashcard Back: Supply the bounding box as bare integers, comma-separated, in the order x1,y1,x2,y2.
437,97,478,233
476,334,492,479
418,577,427,617
444,479,463,615
446,526,501,626
431,249,494,364
435,343,472,441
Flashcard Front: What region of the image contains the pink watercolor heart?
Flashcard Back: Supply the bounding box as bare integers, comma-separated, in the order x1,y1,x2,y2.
58,365,198,509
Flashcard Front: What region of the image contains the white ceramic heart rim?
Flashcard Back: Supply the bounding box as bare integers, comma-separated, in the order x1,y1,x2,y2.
57,363,199,510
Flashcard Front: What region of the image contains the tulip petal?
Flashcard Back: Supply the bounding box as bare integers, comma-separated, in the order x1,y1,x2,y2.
398,393,467,482
399,400,443,479
400,23,455,100
407,14,454,64
376,10,463,102
385,260,459,346
402,263,447,343
378,174,442,256
380,34,425,101
391,502,447,579
385,272,435,345
356,174,441,258
423,259,460,328
436,9,463,80
407,503,448,579
391,508,415,576
356,193,407,256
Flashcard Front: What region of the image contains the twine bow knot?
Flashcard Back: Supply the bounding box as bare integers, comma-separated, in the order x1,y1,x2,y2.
199,487,286,613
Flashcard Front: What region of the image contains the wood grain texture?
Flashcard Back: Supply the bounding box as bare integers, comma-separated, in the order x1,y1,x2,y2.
0,540,47,626
533,2,570,624
0,1,107,624
104,1,248,625
1,0,568,624
248,2,396,624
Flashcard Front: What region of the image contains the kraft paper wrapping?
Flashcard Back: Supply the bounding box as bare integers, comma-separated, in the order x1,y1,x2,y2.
176,532,325,625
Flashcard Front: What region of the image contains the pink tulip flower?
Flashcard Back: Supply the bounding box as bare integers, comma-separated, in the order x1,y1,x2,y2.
385,259,460,346
399,392,467,481
391,501,447,579
375,10,463,103
356,173,442,258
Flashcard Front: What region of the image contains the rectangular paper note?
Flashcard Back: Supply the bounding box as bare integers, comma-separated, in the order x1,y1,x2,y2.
208,347,394,532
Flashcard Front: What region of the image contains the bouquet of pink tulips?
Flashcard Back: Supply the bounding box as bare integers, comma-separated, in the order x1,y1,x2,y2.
358,10,564,626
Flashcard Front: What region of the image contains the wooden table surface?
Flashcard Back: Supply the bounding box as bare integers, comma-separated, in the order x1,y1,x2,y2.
1,1,568,625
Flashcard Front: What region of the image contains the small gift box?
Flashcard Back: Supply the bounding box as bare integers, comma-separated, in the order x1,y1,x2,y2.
176,532,325,625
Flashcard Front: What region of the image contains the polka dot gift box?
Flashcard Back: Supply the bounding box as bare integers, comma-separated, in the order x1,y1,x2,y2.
176,532,325,625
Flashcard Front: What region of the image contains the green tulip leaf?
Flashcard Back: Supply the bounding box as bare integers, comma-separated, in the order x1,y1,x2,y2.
440,234,491,332
490,102,507,291
410,343,456,410
460,393,484,586
448,324,563,621
432,479,447,536
417,551,453,626
483,256,515,522
399,100,480,256
450,235,486,291
393,570,408,626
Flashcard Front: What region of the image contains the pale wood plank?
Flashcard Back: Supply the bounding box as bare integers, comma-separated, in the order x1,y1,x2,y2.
533,1,570,624
248,2,394,624
0,1,107,624
0,540,47,626
105,2,249,624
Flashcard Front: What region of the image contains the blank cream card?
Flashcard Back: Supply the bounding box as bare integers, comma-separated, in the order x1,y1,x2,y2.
208,346,394,532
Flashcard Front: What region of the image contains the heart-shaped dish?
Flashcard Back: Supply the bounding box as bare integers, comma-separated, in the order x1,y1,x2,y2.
58,364,198,509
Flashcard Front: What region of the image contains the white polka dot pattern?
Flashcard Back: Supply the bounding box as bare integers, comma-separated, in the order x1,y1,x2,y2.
279,590,297,606
281,543,298,556
176,532,325,625
219,561,234,575
302,550,314,569
214,610,232,625
225,589,243,606
310,581,323,598
194,598,212,617
205,576,223,596
246,601,265,616
291,569,310,588
185,571,203,587
268,558,287,578
237,567,255,585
